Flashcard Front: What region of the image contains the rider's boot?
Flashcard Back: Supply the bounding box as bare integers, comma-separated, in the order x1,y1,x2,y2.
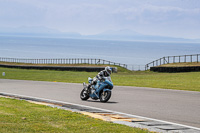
87,83,92,93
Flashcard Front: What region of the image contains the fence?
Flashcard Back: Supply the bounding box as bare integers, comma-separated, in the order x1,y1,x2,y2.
0,57,127,68
126,64,146,71
145,54,200,70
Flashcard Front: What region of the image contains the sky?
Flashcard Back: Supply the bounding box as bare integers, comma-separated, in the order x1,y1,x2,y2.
0,0,200,39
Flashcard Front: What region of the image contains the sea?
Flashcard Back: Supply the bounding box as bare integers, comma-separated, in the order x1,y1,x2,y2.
0,36,200,70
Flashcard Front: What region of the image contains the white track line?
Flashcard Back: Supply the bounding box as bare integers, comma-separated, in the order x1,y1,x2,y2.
1,92,200,131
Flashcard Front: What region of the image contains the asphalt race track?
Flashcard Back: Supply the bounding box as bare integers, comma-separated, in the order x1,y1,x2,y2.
0,79,200,128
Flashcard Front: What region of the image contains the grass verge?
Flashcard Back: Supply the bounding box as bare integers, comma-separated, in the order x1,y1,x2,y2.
160,62,200,67
0,61,129,72
0,67,200,92
0,97,150,133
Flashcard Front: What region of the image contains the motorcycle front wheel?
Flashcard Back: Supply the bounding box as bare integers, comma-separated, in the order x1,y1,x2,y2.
80,89,89,100
100,91,111,102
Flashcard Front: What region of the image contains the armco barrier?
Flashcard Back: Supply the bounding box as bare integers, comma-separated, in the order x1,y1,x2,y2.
150,66,200,72
0,64,117,72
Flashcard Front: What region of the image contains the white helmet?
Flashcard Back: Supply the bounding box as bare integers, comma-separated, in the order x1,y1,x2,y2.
105,66,112,76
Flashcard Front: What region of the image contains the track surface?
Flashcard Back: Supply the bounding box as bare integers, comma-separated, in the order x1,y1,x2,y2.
0,79,199,128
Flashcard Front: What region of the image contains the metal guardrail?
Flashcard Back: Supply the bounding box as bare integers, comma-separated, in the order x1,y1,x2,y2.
145,54,200,70
0,57,128,69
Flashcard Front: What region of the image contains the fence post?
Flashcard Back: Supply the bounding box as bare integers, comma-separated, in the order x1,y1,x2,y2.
168,56,169,64
179,56,180,63
163,57,165,64
197,54,199,63
160,58,161,65
191,55,192,62
184,55,186,62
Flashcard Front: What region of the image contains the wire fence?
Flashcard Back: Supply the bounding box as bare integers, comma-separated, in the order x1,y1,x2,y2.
1,54,199,71
0,57,128,69
126,64,146,71
145,54,200,70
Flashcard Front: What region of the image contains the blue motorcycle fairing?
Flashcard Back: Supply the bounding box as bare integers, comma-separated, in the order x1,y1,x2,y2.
103,88,111,92
103,80,113,89
89,79,113,99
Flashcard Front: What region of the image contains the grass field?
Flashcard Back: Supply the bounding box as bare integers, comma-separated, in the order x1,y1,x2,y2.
0,67,200,91
0,97,150,133
160,62,200,67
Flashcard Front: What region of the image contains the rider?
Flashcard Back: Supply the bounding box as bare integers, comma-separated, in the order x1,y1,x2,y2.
87,66,112,89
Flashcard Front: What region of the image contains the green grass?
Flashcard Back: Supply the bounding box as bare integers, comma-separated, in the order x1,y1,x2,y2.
160,62,200,67
0,67,200,91
0,61,129,72
0,97,150,133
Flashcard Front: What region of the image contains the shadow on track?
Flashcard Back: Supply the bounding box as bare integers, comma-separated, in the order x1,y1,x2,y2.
87,100,118,104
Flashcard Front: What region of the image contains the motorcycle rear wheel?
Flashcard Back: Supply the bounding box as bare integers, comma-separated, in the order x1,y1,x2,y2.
100,91,111,102
80,89,89,100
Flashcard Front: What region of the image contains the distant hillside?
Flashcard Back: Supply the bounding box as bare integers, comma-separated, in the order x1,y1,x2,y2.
86,29,200,43
0,27,199,43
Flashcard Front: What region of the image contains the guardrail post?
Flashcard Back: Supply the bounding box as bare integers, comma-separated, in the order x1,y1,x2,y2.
168,56,170,64
160,58,161,65
163,57,165,64
184,55,186,62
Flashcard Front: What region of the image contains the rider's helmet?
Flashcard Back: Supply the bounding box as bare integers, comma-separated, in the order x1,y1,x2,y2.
105,66,112,76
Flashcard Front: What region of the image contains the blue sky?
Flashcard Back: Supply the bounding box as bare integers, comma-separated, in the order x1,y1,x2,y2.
0,0,200,39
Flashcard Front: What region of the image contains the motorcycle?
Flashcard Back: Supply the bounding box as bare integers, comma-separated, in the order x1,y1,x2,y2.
80,77,113,102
